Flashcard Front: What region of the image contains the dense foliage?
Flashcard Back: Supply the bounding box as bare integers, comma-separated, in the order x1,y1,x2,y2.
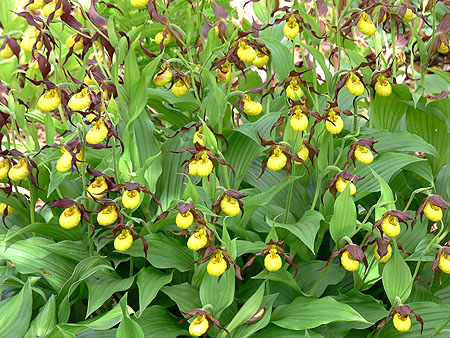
0,0,450,337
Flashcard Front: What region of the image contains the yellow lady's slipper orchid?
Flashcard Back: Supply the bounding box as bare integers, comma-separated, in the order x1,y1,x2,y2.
28,0,45,9
341,250,359,271
196,154,213,177
88,176,108,199
21,29,43,52
286,79,303,100
187,228,208,251
381,215,401,237
153,64,172,86
216,62,231,83
243,95,263,116
374,243,392,263
354,145,373,164
290,110,308,132
267,147,287,171
423,201,443,222
264,248,282,272
114,229,134,252
0,159,10,179
66,34,84,51
375,76,392,97
357,12,376,36
237,41,256,63
59,205,81,229
325,110,344,135
207,252,228,276
438,42,449,54
253,50,269,68
189,315,209,337
220,195,240,216
193,130,204,146
176,211,193,229
438,253,450,274
122,190,141,209
97,205,118,226
8,159,30,181
393,313,411,332
188,160,199,176
56,147,73,173
346,72,365,96
283,15,299,39
37,89,61,112
68,88,91,111
130,0,149,8
0,203,16,215
296,143,309,162
0,44,14,59
403,8,414,23
172,79,190,97
43,1,64,18
335,176,356,196
86,119,108,144
155,28,173,45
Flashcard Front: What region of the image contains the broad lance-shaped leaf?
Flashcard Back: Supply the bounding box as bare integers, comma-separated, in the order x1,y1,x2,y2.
270,210,324,254
329,184,356,245
271,295,370,330
135,306,188,338
0,279,32,338
200,267,235,316
24,295,57,338
137,267,173,316
117,294,145,338
370,167,395,221
382,246,412,305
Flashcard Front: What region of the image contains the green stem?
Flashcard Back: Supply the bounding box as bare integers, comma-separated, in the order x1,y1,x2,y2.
310,165,321,211
357,255,375,290
284,165,296,223
28,178,36,223
403,187,432,212
129,257,134,277
310,263,329,295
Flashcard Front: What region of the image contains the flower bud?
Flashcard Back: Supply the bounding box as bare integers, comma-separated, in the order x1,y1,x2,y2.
381,215,400,237
393,313,411,332
283,15,299,39
189,315,209,337
220,195,240,216
87,176,108,199
97,205,118,226
176,211,193,229
340,250,359,271
122,189,141,209
86,119,108,144
438,252,450,274
114,229,133,252
187,228,208,251
59,205,81,229
38,89,61,112
207,252,228,277
130,0,149,8
325,110,344,135
335,176,356,196
354,145,373,164
43,1,64,19
423,201,443,222
8,159,30,181
0,159,10,179
264,248,282,272
286,80,302,100
374,243,392,263
357,12,376,36
346,72,365,96
237,41,256,63
374,76,392,97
